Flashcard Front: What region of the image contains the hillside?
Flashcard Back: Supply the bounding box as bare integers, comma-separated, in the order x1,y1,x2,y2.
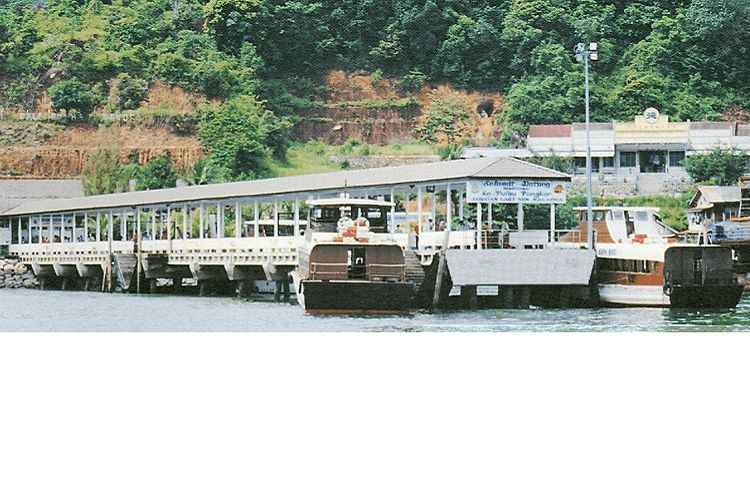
0,72,503,179
294,70,503,147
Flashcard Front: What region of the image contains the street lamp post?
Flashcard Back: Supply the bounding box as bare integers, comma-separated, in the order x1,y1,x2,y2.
575,42,598,249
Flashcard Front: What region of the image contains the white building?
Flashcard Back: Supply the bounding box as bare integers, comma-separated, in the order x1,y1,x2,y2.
466,109,750,195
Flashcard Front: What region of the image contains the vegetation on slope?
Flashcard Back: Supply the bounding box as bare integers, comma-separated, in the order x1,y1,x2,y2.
1,0,749,214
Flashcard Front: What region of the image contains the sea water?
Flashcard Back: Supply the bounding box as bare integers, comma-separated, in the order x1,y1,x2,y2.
1,287,750,332
3,288,749,500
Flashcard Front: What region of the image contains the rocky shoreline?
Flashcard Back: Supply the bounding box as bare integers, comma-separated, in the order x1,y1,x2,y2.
0,257,38,289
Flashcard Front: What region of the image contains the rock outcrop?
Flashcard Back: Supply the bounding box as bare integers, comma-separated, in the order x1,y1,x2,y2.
0,257,38,289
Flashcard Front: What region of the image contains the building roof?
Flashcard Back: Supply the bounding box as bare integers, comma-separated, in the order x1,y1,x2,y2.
2,157,571,216
571,122,614,131
689,185,740,208
528,124,572,138
0,179,84,213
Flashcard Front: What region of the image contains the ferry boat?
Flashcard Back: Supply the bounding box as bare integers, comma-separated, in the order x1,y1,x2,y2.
290,197,416,313
561,206,744,308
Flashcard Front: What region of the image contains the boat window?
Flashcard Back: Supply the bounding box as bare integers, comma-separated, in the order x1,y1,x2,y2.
612,211,624,221
635,211,649,222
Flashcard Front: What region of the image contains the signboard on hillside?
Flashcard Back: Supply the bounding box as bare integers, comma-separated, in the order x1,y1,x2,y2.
466,179,566,204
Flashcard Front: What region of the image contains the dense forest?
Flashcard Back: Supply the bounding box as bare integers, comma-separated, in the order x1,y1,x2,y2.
0,0,748,188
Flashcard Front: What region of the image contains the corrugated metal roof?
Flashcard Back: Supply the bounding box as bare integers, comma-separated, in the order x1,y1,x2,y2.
528,124,572,138
696,185,740,204
0,179,84,213
689,122,735,131
571,122,614,131
2,157,570,216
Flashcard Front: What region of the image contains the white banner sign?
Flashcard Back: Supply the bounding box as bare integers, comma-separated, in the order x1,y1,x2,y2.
466,179,566,204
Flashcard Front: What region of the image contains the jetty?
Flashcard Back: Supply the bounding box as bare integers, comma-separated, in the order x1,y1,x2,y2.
0,157,596,308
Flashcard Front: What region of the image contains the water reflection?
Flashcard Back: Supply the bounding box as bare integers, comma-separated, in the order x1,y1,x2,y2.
1,288,749,332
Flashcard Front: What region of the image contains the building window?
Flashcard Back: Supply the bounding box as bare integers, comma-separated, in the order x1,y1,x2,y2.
573,157,602,172
620,151,636,169
639,151,666,173
601,157,614,171
669,151,685,167
574,157,587,173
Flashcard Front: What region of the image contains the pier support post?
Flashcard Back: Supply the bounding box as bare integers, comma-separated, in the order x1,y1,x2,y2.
558,287,569,308
504,286,514,308
432,229,451,309
274,269,290,303
519,286,531,309
460,285,477,310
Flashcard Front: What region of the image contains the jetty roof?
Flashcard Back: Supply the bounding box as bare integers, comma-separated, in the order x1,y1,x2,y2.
2,157,570,216
0,179,84,213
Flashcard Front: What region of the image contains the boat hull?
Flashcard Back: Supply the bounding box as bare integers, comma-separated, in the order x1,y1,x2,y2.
292,272,415,313
667,284,745,309
598,283,745,308
598,284,671,307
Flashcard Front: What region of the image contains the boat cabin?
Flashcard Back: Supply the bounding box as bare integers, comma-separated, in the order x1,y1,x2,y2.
243,219,306,237
299,244,405,282
567,206,677,244
307,197,392,234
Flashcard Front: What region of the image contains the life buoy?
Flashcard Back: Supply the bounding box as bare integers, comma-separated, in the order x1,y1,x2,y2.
356,217,369,227
663,283,673,296
337,216,353,232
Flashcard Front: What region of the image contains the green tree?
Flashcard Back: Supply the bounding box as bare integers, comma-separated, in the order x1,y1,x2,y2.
682,147,749,186
501,0,572,82
415,90,470,144
183,156,231,185
136,153,177,190
433,15,504,90
204,0,265,56
48,77,94,115
686,0,750,91
81,148,120,195
198,94,279,179
503,42,587,126
114,73,148,110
